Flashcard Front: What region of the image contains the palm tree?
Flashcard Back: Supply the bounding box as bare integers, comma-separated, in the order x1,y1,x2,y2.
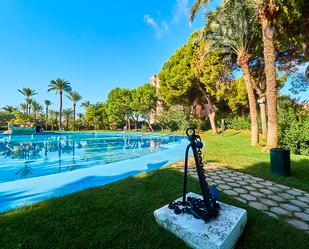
1,105,17,114
67,91,82,130
48,79,72,130
203,0,259,146
256,0,279,148
81,101,91,110
63,108,73,130
31,100,43,121
190,0,279,148
49,110,59,130
28,98,34,115
77,113,84,130
19,103,27,114
18,88,37,114
44,100,52,130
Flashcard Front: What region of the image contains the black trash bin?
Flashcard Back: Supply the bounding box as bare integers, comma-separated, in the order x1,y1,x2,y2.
270,148,291,176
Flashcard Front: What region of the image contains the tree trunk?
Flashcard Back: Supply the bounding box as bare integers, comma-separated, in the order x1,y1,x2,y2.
258,97,267,139
259,2,278,148
73,103,76,131
238,52,259,146
59,92,63,130
127,115,131,131
196,81,218,134
45,107,48,130
148,117,154,131
208,112,217,134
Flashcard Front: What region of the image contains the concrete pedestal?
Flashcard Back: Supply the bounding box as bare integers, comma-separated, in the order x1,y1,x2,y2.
154,192,247,249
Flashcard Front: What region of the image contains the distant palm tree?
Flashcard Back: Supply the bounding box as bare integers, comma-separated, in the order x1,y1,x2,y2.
63,108,73,130
44,100,52,130
19,103,27,114
49,110,59,130
67,91,82,130
28,98,34,115
48,79,72,130
81,101,91,110
77,113,84,130
18,88,37,114
31,100,43,121
1,105,17,114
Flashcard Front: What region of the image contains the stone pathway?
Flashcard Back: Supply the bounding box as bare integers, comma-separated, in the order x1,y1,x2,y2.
173,161,309,233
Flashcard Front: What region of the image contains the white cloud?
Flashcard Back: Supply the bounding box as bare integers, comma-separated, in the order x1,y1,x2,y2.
172,0,189,24
144,0,189,39
144,15,169,39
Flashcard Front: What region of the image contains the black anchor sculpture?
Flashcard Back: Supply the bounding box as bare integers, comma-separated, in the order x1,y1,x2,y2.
168,128,220,222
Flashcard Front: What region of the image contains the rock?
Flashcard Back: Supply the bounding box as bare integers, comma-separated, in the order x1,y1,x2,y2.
250,191,265,198
280,203,301,212
286,189,304,196
294,212,309,222
268,195,285,203
248,201,268,211
290,199,309,209
219,184,232,190
260,181,273,186
259,198,278,207
259,189,274,195
242,194,257,201
269,207,292,217
296,196,309,204
243,186,256,191
234,188,247,194
263,211,279,219
278,193,295,200
251,183,265,189
227,182,240,187
154,192,247,249
268,186,282,192
276,184,291,190
224,190,238,196
287,219,309,231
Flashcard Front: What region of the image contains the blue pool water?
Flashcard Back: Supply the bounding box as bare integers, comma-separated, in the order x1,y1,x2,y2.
0,132,185,183
0,132,188,212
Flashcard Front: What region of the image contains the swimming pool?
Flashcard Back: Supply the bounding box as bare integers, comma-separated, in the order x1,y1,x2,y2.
0,132,187,212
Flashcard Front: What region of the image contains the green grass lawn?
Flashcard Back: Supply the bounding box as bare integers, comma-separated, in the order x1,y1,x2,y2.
0,168,308,249
200,130,309,192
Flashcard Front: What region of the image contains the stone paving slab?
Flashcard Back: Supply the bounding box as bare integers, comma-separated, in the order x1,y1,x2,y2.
172,162,309,233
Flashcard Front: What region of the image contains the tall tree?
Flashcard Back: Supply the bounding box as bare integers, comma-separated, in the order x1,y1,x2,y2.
190,0,280,147
63,108,73,130
31,100,42,121
44,100,52,130
205,0,260,145
106,88,132,130
48,79,72,130
130,84,157,131
19,103,27,114
158,33,230,134
18,88,37,115
68,91,82,130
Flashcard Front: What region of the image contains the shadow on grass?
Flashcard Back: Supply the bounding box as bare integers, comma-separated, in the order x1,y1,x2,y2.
222,131,242,137
0,168,308,249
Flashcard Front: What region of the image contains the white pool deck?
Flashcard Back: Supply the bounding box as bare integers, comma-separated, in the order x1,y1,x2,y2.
0,140,188,213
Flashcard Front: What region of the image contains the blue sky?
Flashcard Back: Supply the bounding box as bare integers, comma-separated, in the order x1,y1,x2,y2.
0,0,307,113
0,0,220,112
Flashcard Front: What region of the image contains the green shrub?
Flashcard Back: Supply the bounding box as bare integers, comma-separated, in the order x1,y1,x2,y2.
226,115,251,130
278,96,309,155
